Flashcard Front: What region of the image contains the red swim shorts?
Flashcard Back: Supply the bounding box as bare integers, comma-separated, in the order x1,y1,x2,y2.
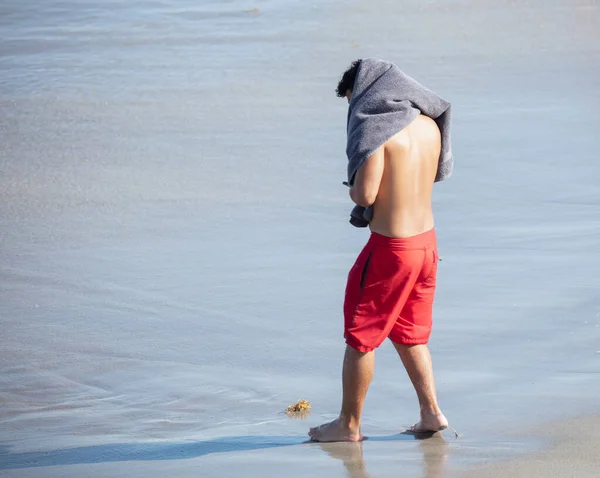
344,229,438,352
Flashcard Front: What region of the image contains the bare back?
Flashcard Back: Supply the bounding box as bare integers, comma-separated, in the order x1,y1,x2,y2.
369,115,441,238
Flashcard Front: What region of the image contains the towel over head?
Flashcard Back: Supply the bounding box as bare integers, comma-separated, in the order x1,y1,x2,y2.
345,58,453,227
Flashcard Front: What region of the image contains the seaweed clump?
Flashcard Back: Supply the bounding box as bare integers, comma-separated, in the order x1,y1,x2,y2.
285,399,311,419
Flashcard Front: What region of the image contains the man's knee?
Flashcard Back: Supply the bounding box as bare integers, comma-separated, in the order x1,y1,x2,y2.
345,337,378,354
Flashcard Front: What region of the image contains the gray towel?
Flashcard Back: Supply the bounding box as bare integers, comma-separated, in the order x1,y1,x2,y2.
345,58,453,227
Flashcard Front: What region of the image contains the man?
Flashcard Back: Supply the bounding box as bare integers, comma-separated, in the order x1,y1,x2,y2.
309,59,452,442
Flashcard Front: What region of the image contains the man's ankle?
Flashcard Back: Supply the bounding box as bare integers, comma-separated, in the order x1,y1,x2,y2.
420,404,441,416
339,413,361,431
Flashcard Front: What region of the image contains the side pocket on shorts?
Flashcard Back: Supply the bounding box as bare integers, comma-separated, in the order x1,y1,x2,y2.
424,249,438,284
360,252,373,288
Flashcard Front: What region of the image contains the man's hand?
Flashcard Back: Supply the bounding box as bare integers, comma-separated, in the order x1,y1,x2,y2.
349,146,384,207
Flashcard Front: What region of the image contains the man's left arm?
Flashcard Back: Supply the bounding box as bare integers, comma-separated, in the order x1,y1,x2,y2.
349,146,384,207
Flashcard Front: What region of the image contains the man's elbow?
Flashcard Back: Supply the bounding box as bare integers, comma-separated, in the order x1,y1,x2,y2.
351,188,377,208
358,194,377,208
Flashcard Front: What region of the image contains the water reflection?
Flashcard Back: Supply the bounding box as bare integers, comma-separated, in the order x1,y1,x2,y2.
419,435,449,478
315,434,448,478
316,442,372,478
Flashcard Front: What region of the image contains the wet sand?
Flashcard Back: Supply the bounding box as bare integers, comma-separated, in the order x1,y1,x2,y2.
1,0,600,476
457,414,600,478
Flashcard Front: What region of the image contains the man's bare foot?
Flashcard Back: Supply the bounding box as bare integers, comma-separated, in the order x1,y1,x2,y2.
408,411,448,434
308,418,363,442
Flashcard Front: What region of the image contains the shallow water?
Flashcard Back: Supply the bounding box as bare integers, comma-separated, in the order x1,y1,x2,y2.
1,0,600,476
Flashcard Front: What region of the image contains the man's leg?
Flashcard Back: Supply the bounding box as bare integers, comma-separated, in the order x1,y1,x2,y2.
391,341,448,432
308,345,374,442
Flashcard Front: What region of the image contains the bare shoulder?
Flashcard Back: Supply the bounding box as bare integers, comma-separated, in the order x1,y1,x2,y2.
385,115,442,157
411,115,441,142
385,115,440,150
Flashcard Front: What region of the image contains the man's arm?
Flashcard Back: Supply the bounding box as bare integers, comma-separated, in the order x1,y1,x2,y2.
349,146,384,207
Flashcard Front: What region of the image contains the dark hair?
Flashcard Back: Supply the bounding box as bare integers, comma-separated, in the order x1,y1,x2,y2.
336,59,363,98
